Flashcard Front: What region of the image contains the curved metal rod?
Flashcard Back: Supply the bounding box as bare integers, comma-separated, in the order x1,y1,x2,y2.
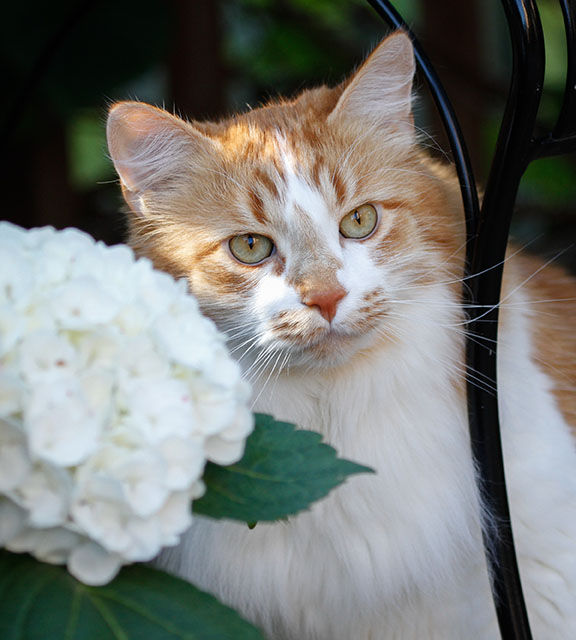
366,0,481,232
366,0,545,637
554,0,576,139
466,0,546,637
532,132,576,159
530,0,576,159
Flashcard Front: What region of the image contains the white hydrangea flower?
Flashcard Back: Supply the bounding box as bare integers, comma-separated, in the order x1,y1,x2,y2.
0,223,253,585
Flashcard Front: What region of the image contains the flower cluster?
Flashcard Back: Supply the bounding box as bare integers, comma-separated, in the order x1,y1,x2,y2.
0,223,253,585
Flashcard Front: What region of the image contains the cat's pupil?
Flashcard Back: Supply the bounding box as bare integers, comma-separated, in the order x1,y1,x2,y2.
353,211,361,225
247,235,255,250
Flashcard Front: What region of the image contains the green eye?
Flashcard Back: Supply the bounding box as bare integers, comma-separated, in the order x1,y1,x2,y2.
229,233,274,265
339,204,378,239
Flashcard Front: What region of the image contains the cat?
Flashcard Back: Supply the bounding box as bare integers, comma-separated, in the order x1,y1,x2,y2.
106,32,576,640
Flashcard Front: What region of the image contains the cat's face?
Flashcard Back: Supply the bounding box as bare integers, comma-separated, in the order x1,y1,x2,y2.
107,33,465,373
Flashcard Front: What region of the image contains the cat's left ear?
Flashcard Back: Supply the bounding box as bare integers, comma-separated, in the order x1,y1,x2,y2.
328,31,415,139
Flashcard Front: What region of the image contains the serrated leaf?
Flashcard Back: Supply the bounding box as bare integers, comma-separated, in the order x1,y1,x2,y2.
0,550,266,640
194,413,373,522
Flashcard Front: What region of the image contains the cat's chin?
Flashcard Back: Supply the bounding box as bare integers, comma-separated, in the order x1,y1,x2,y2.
284,326,383,370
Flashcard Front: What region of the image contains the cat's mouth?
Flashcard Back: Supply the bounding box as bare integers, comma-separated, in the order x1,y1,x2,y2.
267,318,384,367
236,304,393,370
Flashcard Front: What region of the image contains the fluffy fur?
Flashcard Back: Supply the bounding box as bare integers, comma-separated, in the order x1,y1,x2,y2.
107,32,576,639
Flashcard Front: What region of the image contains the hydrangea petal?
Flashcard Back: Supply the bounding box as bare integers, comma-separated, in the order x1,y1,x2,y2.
0,245,34,306
156,491,195,540
71,499,132,554
218,405,255,442
194,386,237,436
49,278,119,329
153,313,219,370
122,378,196,443
18,331,78,383
14,463,70,527
115,453,168,517
0,374,24,416
0,498,27,545
158,436,205,490
7,526,81,564
68,542,122,586
25,380,102,467
204,435,246,466
0,419,31,491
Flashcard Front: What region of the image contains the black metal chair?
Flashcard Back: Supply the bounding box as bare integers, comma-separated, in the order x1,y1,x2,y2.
368,1,576,638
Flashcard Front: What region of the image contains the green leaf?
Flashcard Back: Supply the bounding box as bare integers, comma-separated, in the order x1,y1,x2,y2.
0,550,266,640
194,413,373,522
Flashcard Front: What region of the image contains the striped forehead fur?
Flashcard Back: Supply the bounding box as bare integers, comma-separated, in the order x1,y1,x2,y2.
121,101,464,318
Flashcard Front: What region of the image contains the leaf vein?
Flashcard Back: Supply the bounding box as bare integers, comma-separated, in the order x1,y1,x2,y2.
9,570,55,639
93,591,195,637
64,582,83,640
86,594,130,640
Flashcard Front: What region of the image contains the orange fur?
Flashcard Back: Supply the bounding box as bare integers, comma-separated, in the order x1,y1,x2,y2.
505,255,576,430
109,34,573,427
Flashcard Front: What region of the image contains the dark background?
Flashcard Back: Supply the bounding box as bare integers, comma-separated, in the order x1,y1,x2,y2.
2,0,575,271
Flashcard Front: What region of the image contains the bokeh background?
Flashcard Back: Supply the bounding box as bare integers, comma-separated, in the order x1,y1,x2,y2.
2,0,575,270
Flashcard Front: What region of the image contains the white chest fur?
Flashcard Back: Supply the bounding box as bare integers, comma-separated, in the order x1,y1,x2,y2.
156,288,576,640
158,293,495,638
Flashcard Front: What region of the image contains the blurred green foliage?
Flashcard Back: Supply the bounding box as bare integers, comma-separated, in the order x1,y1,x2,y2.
222,0,384,107
68,111,110,189
2,0,574,262
516,0,575,225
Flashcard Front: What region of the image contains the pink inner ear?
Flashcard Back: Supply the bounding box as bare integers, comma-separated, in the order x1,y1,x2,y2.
114,112,158,159
107,102,217,200
328,32,415,130
107,104,171,193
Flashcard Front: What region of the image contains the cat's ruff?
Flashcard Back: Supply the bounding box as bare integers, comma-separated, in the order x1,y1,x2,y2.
107,31,576,640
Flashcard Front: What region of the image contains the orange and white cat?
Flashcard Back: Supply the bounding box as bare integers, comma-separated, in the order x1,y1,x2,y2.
106,32,576,640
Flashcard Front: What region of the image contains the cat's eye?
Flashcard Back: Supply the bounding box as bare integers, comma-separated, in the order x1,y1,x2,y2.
339,204,378,239
229,233,274,265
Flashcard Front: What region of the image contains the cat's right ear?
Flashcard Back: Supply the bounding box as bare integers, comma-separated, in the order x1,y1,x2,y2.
106,102,216,215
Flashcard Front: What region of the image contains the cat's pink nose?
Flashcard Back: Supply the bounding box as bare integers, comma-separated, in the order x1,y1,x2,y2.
301,286,347,323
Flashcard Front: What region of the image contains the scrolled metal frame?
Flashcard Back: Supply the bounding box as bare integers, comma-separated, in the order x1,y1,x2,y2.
368,1,576,639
